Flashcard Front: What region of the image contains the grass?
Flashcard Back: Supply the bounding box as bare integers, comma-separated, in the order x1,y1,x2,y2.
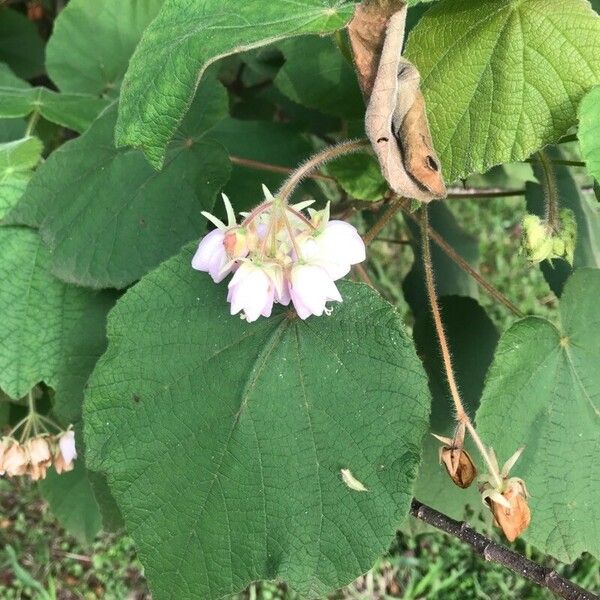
2,478,599,599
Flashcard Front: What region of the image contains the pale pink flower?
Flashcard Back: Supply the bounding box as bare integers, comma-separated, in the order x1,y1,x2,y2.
289,263,342,319
58,430,77,465
305,220,366,280
227,262,278,322
26,436,51,466
192,194,249,282
1,441,28,476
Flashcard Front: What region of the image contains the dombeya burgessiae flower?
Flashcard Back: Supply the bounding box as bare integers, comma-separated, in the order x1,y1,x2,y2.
192,186,366,321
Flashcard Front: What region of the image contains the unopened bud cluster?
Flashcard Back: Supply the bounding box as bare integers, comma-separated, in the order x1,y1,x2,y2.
192,186,366,322
0,430,77,481
521,209,576,264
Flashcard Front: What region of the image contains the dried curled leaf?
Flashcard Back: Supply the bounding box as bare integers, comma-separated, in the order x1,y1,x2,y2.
351,3,446,202
348,0,405,99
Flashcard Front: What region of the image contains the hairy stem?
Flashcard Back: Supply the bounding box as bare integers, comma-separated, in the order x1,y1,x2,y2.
229,155,334,183
278,139,370,202
410,499,599,600
362,196,404,245
400,203,524,317
536,151,560,232
420,207,503,488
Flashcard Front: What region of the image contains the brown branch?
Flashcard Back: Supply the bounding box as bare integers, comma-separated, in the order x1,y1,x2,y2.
228,155,334,183
410,499,599,600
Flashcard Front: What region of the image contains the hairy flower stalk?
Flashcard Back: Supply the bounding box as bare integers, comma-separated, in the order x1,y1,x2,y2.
0,391,77,480
192,143,367,322
421,207,530,540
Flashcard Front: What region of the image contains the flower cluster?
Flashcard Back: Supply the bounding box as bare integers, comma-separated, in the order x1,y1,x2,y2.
521,209,576,264
192,186,366,322
0,430,77,481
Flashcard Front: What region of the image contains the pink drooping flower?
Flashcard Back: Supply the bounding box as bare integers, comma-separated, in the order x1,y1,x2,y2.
192,185,366,321
289,263,342,319
227,262,282,322
192,194,250,282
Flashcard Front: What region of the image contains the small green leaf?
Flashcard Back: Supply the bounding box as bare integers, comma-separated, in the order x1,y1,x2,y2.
116,0,355,168
0,87,110,133
46,0,165,96
403,204,479,315
7,79,231,289
579,85,600,182
328,152,388,201
0,137,41,218
406,0,600,181
412,296,499,524
526,147,600,296
85,248,431,599
0,227,106,399
477,268,600,561
0,8,44,79
275,35,363,119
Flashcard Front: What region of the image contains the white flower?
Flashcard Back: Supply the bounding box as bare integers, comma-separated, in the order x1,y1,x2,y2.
58,430,77,464
227,262,279,322
289,263,342,319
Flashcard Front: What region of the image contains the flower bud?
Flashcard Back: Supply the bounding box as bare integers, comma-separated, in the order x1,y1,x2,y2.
1,441,28,476
26,436,52,468
223,227,250,260
440,446,477,489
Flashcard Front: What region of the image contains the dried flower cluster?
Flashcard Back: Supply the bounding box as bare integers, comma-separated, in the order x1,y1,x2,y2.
0,430,76,481
192,186,366,322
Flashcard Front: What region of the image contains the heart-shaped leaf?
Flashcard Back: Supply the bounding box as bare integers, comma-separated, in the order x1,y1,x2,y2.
477,268,600,561
84,246,431,599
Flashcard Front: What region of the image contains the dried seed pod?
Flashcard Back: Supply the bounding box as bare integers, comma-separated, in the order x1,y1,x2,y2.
440,446,477,489
487,485,531,542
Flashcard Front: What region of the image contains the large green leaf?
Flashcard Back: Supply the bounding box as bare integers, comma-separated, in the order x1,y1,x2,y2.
275,35,363,119
579,85,600,182
406,0,600,182
0,137,41,218
84,248,431,599
0,227,105,400
412,296,499,523
206,118,325,213
46,0,165,96
0,87,109,133
7,80,230,289
0,8,44,79
477,268,600,561
526,148,600,296
115,0,355,168
403,204,479,315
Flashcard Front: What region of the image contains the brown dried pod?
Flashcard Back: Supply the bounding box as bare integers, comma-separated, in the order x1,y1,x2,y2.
487,485,531,543
440,446,477,489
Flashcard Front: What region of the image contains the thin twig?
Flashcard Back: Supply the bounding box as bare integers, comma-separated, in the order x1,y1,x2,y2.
362,196,405,245
400,204,524,318
526,158,585,168
353,263,375,288
229,155,334,183
410,499,599,600
448,189,525,199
